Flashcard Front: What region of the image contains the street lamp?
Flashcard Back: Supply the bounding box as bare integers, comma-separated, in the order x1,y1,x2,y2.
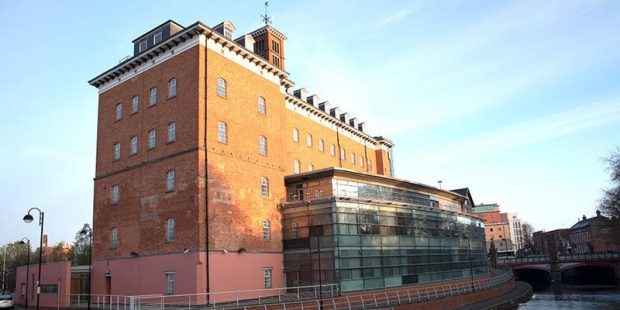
79,224,93,310
463,233,475,292
19,237,31,309
23,207,44,310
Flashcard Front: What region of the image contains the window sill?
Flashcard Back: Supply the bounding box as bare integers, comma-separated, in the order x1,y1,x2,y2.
168,95,176,100
148,103,157,108
147,146,156,151
164,240,175,244
130,111,138,116
165,189,175,193
129,152,137,157
167,140,176,145
113,158,120,162
115,118,122,123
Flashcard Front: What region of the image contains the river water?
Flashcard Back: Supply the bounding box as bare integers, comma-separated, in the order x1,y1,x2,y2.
519,285,620,309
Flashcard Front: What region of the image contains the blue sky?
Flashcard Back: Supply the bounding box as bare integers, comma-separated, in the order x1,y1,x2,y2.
1,0,619,245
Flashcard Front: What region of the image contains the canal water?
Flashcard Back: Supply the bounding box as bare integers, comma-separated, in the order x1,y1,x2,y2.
519,285,620,309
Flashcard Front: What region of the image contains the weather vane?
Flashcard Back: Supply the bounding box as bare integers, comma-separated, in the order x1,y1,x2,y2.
261,1,272,25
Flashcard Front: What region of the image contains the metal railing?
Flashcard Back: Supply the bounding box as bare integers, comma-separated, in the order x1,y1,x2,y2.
500,252,620,265
68,294,132,310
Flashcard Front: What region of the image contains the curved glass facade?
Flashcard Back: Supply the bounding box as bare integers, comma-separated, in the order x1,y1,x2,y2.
282,173,488,292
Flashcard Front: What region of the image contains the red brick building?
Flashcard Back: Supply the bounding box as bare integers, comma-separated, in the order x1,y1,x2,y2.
570,211,620,254
88,20,394,298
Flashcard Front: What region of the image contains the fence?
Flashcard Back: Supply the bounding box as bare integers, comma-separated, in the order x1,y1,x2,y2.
68,294,133,310
499,251,620,265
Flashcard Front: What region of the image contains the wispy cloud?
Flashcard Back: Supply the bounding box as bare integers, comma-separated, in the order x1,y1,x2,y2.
368,6,416,39
416,96,620,165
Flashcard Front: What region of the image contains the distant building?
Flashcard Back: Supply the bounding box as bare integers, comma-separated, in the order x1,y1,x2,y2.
506,213,526,253
570,211,619,254
532,229,571,255
474,204,512,254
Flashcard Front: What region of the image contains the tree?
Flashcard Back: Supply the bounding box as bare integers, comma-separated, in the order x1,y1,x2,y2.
600,147,620,219
0,241,31,293
67,224,91,266
521,223,535,252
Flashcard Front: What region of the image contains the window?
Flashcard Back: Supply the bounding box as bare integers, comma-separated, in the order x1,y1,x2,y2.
114,143,121,160
318,139,324,152
217,78,227,97
330,144,335,157
111,227,118,248
291,223,299,238
166,218,175,242
308,164,314,172
263,268,272,289
218,122,228,143
262,219,271,240
138,39,147,52
340,148,346,160
111,185,119,204
292,128,299,142
258,96,266,114
115,103,122,121
272,55,280,67
132,96,139,113
368,159,372,170
168,122,176,142
360,156,365,168
165,272,175,295
166,170,175,192
306,134,312,148
130,136,137,155
168,78,176,98
153,30,163,44
259,136,267,155
260,177,269,197
148,129,157,149
223,28,233,39
294,160,300,174
351,152,356,164
272,41,280,53
150,87,157,105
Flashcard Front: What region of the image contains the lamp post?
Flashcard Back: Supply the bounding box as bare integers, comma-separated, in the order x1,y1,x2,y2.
23,207,44,310
79,224,93,310
463,233,475,292
19,238,31,309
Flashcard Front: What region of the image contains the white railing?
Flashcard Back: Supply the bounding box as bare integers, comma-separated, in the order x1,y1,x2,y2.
68,294,132,310
500,251,620,265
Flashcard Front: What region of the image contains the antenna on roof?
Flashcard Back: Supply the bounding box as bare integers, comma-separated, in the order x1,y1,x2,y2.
261,1,272,25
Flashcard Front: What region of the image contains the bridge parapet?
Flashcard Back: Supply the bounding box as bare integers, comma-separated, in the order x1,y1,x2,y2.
500,252,620,266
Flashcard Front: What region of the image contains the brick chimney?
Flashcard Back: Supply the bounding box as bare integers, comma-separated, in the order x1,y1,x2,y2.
249,25,287,70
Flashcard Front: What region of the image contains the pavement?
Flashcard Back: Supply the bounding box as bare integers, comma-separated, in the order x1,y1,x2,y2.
455,281,533,310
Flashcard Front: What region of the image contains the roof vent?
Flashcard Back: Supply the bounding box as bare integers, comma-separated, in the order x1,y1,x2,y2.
293,88,309,101
319,101,331,112
307,95,321,107
234,35,255,52
329,107,341,118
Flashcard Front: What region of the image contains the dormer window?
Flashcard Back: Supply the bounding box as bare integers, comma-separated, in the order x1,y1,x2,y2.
153,30,163,44
224,28,233,39
138,39,147,53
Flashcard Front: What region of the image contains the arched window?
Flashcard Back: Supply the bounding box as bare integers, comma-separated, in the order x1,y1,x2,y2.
166,169,175,191
351,152,356,164
260,177,269,197
218,121,227,143
294,160,300,174
217,78,227,97
360,156,365,168
168,78,177,98
168,122,176,142
115,103,122,121
150,87,157,105
111,227,118,248
262,219,271,240
340,148,346,160
307,164,314,172
291,223,299,239
306,133,312,148
318,139,324,152
330,144,335,157
111,185,119,204
258,96,266,114
130,136,137,155
292,128,299,142
166,218,175,242
259,136,267,155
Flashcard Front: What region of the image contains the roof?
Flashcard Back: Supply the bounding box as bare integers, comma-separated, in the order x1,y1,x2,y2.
131,19,184,43
474,204,499,212
452,188,476,207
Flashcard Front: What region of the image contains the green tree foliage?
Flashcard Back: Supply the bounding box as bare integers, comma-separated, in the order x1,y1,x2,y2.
600,147,620,219
67,224,91,266
0,241,31,293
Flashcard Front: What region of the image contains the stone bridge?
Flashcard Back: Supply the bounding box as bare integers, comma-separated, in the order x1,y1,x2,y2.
499,252,620,283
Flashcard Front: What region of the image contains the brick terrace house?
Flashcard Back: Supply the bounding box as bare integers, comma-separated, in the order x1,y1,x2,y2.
87,19,395,298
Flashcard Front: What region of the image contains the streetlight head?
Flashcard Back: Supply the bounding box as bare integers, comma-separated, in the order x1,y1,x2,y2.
23,214,34,223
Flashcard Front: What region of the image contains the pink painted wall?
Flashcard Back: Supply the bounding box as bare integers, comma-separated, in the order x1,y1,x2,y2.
15,261,71,308
92,252,206,296
91,251,282,303
209,252,283,302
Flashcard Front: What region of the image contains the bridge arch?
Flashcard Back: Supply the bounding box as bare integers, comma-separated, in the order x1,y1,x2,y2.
560,263,617,285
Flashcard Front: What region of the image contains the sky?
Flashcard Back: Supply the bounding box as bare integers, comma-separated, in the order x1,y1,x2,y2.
1,0,619,246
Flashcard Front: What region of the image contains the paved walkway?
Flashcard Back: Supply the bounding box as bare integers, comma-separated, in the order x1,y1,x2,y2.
454,281,533,310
